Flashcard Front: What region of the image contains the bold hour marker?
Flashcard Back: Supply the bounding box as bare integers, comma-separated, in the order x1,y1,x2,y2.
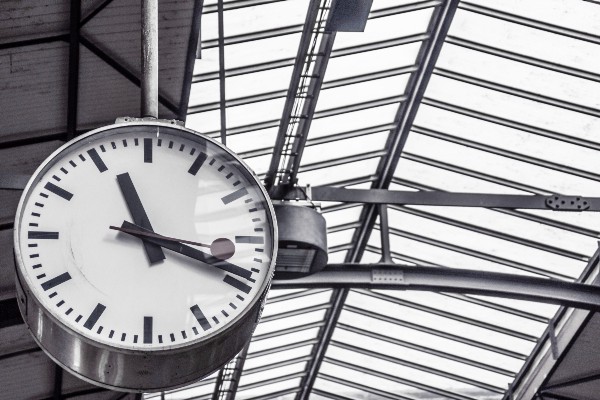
190,305,211,331
83,303,106,330
235,236,264,244
44,182,73,200
41,272,71,291
28,231,59,240
188,152,207,175
144,316,153,344
223,275,252,294
88,148,108,172
144,138,153,163
222,187,248,205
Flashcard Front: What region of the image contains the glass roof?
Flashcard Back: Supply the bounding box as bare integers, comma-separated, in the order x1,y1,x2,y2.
149,0,600,398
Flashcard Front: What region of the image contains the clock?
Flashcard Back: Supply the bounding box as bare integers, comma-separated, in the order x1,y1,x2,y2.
13,120,277,391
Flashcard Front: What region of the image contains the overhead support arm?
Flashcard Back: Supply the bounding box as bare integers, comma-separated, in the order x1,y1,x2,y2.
274,186,600,211
272,264,600,310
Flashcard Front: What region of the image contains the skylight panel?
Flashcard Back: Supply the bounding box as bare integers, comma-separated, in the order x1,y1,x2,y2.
466,0,600,35
224,33,303,69
414,105,600,175
236,376,301,399
315,74,409,111
244,345,315,373
449,8,600,75
301,130,388,165
251,327,321,354
225,66,292,99
436,44,600,111
338,308,525,372
261,290,332,319
324,42,421,81
308,104,398,138
297,157,382,187
223,0,307,37
402,132,600,196
333,7,433,49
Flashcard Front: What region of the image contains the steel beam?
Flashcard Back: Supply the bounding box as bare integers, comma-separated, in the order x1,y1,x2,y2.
178,0,204,121
295,3,460,398
79,35,179,114
0,34,69,51
271,264,600,310
264,0,325,189
217,0,227,145
66,0,81,140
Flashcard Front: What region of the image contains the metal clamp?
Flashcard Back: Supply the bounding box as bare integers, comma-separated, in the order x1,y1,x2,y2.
372,269,405,284
545,195,590,211
115,116,184,126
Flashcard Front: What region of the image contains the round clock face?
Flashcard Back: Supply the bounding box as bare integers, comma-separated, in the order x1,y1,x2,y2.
14,123,276,351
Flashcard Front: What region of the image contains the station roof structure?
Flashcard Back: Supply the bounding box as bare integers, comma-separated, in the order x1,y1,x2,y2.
1,0,600,399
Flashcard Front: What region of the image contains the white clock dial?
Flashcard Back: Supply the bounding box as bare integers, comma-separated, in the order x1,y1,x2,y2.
15,124,275,351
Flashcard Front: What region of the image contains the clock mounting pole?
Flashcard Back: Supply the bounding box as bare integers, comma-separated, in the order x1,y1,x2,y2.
141,0,159,118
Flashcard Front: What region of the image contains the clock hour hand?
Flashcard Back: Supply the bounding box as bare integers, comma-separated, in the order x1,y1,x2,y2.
116,173,165,264
112,221,251,280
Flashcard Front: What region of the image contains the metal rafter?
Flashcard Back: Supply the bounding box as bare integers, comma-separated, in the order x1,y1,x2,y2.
66,0,81,140
264,0,328,189
293,2,460,398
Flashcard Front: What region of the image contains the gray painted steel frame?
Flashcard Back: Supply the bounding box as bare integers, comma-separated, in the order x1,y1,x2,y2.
295,2,461,398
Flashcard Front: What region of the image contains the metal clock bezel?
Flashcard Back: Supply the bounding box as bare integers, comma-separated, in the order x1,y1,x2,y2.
13,121,278,391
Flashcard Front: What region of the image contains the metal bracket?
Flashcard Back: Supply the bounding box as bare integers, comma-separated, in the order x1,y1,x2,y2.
546,195,590,211
548,319,560,360
372,269,404,284
115,116,184,126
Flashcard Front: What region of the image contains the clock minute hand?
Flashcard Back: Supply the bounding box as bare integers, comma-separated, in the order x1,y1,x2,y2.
116,173,165,264
113,221,252,280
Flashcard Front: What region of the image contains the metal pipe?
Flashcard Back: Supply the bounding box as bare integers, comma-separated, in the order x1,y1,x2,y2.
141,0,159,118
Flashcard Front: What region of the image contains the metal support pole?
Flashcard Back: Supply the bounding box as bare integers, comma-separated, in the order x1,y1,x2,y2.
378,204,393,263
141,0,159,118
